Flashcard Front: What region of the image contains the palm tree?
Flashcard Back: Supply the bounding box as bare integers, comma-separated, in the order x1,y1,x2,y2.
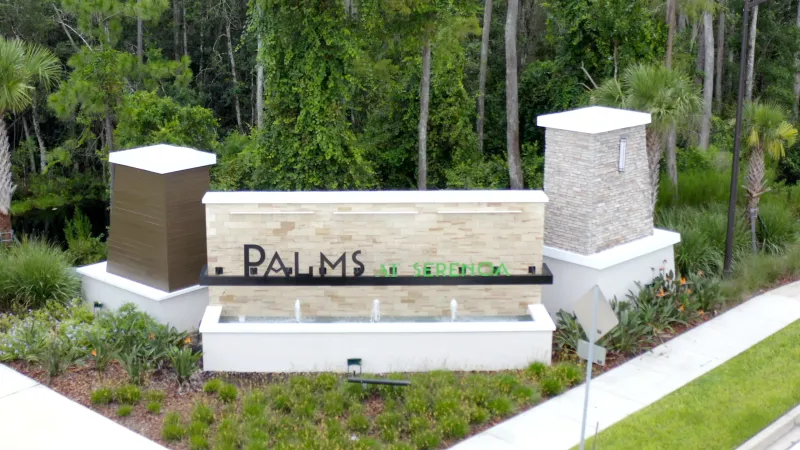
591,63,700,213
0,37,60,242
743,101,798,253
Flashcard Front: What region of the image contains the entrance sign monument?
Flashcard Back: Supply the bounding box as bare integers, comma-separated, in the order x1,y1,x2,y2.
71,105,677,376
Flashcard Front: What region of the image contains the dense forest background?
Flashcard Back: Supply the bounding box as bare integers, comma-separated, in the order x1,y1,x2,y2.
2,0,800,243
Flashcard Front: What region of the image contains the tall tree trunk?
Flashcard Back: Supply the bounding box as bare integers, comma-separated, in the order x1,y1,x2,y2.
745,5,758,102
0,120,17,242
715,2,725,111
183,1,189,58
256,7,264,130
22,118,36,174
794,0,800,118
477,0,492,153
646,129,663,214
30,100,47,172
746,146,766,253
225,19,243,132
505,0,523,189
173,0,181,60
699,11,714,150
666,127,678,189
666,0,677,68
418,36,431,191
137,0,143,63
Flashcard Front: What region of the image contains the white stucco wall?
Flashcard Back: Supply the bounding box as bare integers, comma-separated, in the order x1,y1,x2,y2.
77,262,209,331
199,305,555,373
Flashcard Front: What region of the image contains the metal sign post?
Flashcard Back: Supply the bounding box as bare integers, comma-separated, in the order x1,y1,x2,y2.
579,286,598,450
573,285,618,450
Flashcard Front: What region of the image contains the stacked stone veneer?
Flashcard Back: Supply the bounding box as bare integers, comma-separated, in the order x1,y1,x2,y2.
543,125,652,255
205,197,545,317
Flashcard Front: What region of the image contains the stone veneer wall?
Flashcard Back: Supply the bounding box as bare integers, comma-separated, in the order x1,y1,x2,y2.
543,126,652,255
205,200,545,317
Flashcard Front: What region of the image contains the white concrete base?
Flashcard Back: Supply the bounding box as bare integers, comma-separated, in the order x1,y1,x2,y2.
199,304,556,373
542,229,681,316
76,262,209,331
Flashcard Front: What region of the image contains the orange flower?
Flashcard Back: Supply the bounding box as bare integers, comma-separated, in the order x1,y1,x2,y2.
91,349,97,357
680,277,687,285
656,288,666,298
687,288,693,294
184,337,191,344
679,304,685,312
148,333,155,340
698,309,705,316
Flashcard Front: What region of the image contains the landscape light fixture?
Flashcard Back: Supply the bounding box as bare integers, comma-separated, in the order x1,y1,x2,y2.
618,137,627,172
724,0,770,278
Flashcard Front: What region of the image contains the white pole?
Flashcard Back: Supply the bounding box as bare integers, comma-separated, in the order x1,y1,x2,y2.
579,285,599,450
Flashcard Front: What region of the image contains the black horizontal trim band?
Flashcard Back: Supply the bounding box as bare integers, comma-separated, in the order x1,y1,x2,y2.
199,264,553,286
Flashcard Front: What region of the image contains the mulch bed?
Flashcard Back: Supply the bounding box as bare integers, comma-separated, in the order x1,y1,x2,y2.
11,360,205,450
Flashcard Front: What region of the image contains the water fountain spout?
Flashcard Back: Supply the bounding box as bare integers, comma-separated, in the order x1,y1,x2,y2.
295,299,301,323
371,299,381,323
450,299,457,322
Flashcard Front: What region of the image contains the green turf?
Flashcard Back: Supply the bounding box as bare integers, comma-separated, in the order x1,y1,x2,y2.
582,319,800,450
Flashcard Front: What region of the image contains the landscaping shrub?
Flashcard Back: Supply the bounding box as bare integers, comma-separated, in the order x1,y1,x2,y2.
162,413,187,441
117,404,133,417
90,387,113,405
411,427,442,450
552,362,584,387
203,379,223,394
218,383,239,403
486,395,513,415
146,401,162,414
146,390,166,403
188,434,210,450
757,202,799,255
347,409,370,433
42,329,82,379
657,169,736,210
469,407,489,425
63,209,107,266
168,346,201,385
314,372,338,391
440,413,469,439
115,384,142,404
192,402,215,425
526,361,548,379
0,237,80,312
540,376,565,396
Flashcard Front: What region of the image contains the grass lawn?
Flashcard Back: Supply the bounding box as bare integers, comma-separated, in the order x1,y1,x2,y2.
582,319,800,450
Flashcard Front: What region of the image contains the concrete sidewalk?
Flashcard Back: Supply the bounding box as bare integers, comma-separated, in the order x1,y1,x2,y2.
451,281,800,450
0,365,166,450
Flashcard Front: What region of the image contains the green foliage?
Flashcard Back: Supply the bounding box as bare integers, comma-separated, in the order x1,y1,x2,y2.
116,404,133,417
552,362,584,387
0,36,60,115
592,63,700,135
540,376,565,397
63,209,106,266
555,267,723,357
526,362,548,379
168,346,201,385
146,401,162,415
0,237,80,311
90,387,113,405
42,328,83,379
218,383,239,403
203,379,223,394
192,402,215,425
115,384,142,404
347,410,370,433
115,91,219,151
162,412,187,441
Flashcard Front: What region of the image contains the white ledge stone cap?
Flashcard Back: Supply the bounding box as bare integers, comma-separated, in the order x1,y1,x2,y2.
109,144,217,174
203,190,549,205
536,106,651,134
